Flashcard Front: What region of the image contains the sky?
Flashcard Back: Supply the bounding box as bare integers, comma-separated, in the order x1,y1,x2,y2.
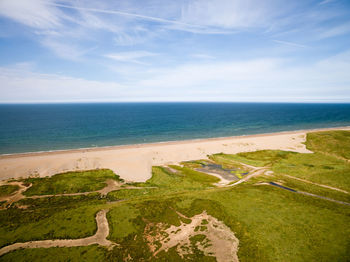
0,0,350,103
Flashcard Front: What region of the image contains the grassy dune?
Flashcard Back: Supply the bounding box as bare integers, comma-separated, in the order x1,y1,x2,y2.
306,130,350,160
23,169,121,196
0,130,349,261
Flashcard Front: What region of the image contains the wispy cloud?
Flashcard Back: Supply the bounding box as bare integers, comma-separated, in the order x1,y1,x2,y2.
0,66,126,103
0,0,349,102
319,0,336,5
318,22,350,39
191,54,215,59
0,0,62,29
273,40,308,48
3,49,349,103
105,51,158,65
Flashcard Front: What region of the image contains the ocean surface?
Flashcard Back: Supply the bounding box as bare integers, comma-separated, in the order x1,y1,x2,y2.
0,103,350,154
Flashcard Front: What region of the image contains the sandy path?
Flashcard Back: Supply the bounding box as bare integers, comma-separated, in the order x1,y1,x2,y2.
230,168,267,187
298,191,350,206
0,181,31,206
0,209,115,257
260,182,350,206
3,127,343,182
281,174,349,194
1,179,156,208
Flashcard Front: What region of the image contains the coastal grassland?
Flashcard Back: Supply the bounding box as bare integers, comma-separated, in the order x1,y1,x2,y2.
106,165,219,201
208,153,253,169
107,188,162,201
22,169,121,196
202,185,350,262
106,199,218,261
1,130,350,261
0,194,105,248
306,130,350,159
0,185,19,197
180,159,209,168
272,152,350,191
271,173,350,202
142,166,218,190
211,150,297,167
104,184,350,262
0,245,107,262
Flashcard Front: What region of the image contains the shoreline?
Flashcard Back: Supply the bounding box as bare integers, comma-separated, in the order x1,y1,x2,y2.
1,125,349,159
0,125,349,182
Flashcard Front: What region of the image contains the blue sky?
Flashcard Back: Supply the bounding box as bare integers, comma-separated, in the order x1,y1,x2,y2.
0,0,350,103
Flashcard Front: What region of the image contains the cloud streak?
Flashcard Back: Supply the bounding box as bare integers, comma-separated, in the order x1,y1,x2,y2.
105,51,158,65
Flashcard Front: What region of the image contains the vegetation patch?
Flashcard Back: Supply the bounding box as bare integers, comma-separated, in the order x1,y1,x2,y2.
0,185,19,197
0,245,107,262
306,130,350,160
23,169,121,196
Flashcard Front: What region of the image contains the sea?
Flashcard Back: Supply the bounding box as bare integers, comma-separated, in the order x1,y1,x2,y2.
0,103,350,155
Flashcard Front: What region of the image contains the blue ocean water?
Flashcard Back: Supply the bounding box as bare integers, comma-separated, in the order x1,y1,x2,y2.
0,103,350,154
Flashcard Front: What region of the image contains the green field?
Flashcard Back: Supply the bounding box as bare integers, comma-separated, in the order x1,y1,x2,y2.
0,130,349,261
0,185,19,197
22,169,121,196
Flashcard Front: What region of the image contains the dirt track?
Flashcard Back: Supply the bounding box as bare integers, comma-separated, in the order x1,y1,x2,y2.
0,209,115,257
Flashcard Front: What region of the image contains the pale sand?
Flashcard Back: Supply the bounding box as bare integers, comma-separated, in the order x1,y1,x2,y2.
0,126,349,182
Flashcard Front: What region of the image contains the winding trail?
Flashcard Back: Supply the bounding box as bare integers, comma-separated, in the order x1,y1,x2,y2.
280,174,349,194
0,209,115,257
263,182,350,206
0,181,32,206
1,179,157,209
230,168,267,187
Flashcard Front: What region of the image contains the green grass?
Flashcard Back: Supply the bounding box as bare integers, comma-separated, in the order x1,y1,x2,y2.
306,130,350,160
0,205,103,248
0,185,19,197
0,130,350,261
273,174,350,203
144,166,218,191
0,245,107,262
203,185,350,262
107,204,141,241
212,150,297,167
181,159,209,168
169,165,220,184
272,152,350,192
107,188,162,201
209,153,252,169
23,169,121,196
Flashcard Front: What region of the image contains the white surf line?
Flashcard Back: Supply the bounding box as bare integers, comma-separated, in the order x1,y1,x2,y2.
281,174,349,194
0,210,115,257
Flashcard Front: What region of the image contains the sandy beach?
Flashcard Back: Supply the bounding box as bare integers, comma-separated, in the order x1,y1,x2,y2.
0,126,349,182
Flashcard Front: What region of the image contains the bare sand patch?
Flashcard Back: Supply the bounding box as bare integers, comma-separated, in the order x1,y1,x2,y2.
145,211,239,262
0,181,31,207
